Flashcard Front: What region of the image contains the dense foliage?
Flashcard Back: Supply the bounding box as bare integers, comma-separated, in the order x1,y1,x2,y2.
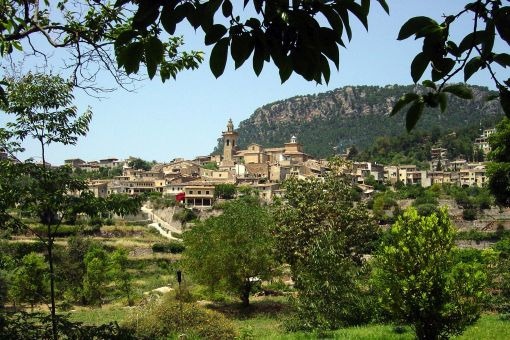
273,161,379,330
123,293,238,339
374,207,487,339
487,117,510,206
183,197,276,306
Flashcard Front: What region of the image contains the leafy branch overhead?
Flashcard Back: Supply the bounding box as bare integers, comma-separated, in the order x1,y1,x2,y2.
394,0,510,130
115,0,389,84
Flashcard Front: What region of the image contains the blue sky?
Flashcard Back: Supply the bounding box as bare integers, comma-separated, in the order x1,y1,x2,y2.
4,1,503,165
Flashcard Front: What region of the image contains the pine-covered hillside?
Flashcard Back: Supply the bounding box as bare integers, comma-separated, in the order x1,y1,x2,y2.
217,85,504,158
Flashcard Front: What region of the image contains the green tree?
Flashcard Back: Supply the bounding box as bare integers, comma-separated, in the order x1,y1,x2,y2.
109,249,133,306
54,235,93,304
128,157,152,171
83,244,110,306
183,197,275,306
374,207,487,339
0,73,140,338
273,160,379,329
0,73,94,339
11,252,48,311
214,183,236,199
487,117,510,206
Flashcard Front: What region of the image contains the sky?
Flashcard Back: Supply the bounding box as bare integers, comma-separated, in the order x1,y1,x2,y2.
2,1,505,165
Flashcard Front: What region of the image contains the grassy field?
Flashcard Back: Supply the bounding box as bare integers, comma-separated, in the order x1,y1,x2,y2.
66,292,510,340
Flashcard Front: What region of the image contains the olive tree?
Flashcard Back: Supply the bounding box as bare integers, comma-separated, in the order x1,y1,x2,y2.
373,207,487,339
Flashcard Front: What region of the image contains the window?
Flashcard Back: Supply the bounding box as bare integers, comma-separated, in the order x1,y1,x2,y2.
198,190,202,194
226,139,230,146
206,191,209,194
189,190,193,194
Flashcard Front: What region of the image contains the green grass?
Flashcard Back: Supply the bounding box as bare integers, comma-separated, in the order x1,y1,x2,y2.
68,304,132,325
454,314,510,340
65,297,510,340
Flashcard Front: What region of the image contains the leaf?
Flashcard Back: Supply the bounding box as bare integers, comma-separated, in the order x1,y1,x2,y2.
464,56,483,81
397,16,437,40
422,80,436,90
500,87,510,118
144,36,164,79
253,42,265,76
433,58,456,77
442,85,473,99
222,0,233,17
361,0,370,16
114,0,130,7
160,3,178,35
438,92,447,112
320,55,331,84
406,99,425,132
279,57,293,83
391,93,420,116
458,30,487,53
377,0,390,14
446,41,460,58
132,2,160,30
344,1,368,30
114,30,136,49
337,7,352,41
205,24,227,46
493,53,510,68
121,42,144,75
321,6,343,41
231,34,254,69
320,30,340,69
411,52,429,83
482,21,495,57
210,37,229,78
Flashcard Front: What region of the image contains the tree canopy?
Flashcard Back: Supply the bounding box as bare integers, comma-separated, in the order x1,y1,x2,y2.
183,197,276,306
374,207,487,339
487,117,510,206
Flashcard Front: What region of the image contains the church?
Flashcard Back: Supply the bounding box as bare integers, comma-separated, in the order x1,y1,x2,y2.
218,119,315,182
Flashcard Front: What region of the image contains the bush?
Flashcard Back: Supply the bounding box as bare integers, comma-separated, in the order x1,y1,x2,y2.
0,241,46,258
0,312,132,339
463,208,478,221
152,241,185,254
123,293,238,339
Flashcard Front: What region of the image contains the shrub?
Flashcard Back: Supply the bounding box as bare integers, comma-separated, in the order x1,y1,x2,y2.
0,241,46,258
374,208,487,339
123,293,238,339
152,241,185,254
463,208,478,221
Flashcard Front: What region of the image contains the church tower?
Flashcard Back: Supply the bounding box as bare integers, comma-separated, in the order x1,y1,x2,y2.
222,118,238,163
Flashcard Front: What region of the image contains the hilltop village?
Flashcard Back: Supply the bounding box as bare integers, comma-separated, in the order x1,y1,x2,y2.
58,119,497,208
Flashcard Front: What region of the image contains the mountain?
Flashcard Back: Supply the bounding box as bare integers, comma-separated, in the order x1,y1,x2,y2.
217,85,504,159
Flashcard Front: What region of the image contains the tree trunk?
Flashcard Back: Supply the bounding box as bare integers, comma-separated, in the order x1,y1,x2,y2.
240,281,251,307
415,322,440,340
47,235,57,340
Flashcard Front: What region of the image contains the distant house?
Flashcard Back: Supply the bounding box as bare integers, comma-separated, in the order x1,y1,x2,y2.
183,182,215,207
64,158,86,168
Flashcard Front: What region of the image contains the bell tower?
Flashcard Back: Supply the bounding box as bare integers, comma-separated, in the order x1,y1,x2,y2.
222,118,238,163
